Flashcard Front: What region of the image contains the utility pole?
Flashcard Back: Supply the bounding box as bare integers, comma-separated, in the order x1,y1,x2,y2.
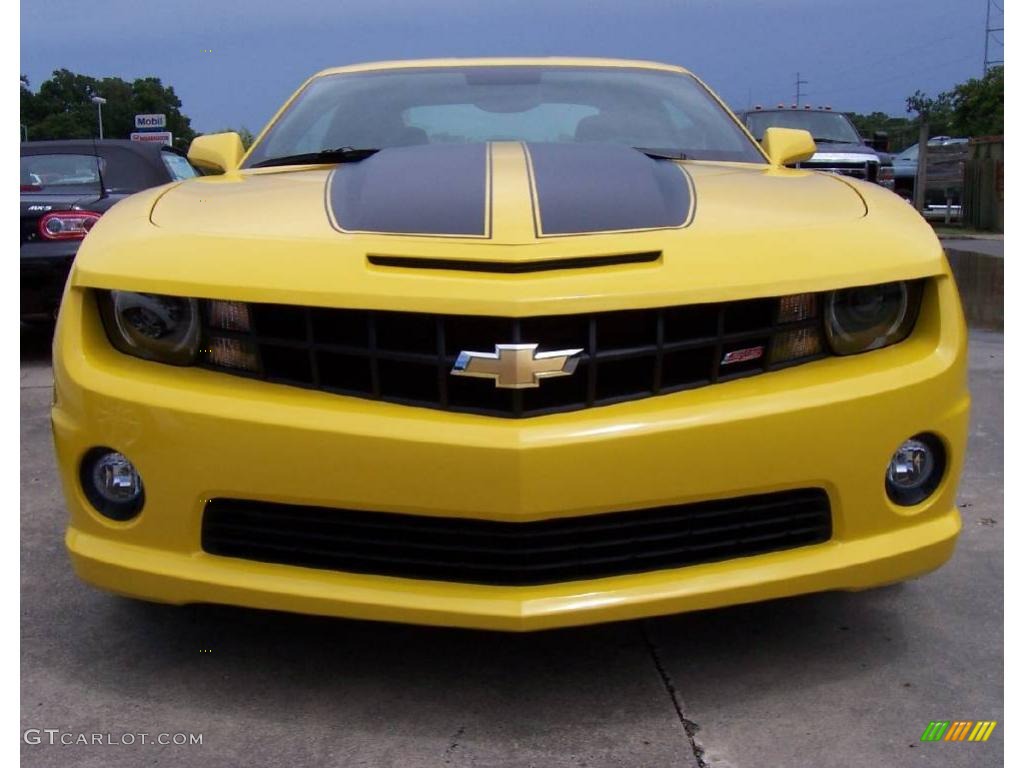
794,72,808,106
984,0,1004,74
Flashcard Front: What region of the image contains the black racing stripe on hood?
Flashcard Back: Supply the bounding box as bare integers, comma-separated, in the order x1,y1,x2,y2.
327,143,490,237
525,142,693,236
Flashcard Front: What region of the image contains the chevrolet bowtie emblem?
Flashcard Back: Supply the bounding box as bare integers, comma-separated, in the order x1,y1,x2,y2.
452,343,584,389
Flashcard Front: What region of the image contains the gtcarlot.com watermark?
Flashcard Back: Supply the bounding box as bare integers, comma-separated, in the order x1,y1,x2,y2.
24,729,203,746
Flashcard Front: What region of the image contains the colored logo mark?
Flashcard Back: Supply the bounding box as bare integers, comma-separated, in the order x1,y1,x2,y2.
921,721,997,742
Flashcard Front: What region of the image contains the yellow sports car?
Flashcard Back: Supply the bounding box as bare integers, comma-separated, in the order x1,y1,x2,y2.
52,58,969,631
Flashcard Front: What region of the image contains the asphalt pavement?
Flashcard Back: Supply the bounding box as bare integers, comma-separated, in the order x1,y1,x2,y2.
20,326,1003,768
939,238,1004,259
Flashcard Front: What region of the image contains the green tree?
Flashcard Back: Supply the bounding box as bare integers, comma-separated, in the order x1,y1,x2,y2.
848,110,917,152
904,66,1002,141
947,66,1003,137
905,89,954,135
20,69,197,150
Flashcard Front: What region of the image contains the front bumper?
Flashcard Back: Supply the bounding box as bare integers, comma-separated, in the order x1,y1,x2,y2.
53,278,969,631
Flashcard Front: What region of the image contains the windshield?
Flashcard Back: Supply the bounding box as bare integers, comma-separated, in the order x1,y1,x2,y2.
244,66,766,167
743,111,862,143
21,153,104,193
161,151,199,180
896,144,919,162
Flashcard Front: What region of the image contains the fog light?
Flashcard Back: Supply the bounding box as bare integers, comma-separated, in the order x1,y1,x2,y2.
80,447,145,520
886,434,945,506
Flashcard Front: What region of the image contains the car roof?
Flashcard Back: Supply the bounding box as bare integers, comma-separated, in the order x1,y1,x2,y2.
20,139,184,192
739,108,846,116
312,57,690,79
20,139,182,157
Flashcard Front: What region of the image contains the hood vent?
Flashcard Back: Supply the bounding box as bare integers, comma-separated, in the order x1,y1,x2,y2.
367,251,661,274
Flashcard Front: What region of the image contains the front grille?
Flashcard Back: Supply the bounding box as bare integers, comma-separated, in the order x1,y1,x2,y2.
199,295,826,418
798,160,880,183
202,489,833,586
799,161,869,179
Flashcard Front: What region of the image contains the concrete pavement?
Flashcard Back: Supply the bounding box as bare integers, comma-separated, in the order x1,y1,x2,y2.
20,326,1002,767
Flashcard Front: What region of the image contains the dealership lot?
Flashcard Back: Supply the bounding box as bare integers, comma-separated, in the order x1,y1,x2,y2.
20,326,1002,768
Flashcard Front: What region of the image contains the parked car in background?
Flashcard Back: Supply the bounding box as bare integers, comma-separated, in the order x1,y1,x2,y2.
892,136,969,202
21,140,199,320
739,106,894,189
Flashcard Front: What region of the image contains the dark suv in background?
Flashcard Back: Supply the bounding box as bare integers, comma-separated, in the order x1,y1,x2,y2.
738,106,894,188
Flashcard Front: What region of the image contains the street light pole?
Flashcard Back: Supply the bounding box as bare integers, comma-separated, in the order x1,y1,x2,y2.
91,96,106,140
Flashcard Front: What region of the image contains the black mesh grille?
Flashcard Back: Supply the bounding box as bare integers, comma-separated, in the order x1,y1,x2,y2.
199,295,826,418
202,489,833,586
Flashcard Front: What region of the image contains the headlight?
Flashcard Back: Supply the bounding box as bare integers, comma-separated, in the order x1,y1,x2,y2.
97,291,200,365
824,281,922,355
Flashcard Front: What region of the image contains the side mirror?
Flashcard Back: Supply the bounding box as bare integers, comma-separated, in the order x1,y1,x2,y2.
761,127,817,166
187,132,244,174
870,130,890,153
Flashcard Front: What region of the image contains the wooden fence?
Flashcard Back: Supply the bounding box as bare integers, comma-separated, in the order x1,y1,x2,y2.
961,136,1004,232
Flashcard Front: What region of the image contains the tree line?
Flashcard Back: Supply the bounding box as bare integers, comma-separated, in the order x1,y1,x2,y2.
20,69,197,150
850,66,1003,152
22,65,1003,156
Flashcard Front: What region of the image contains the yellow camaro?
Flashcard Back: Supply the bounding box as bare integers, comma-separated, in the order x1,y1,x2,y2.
52,58,969,631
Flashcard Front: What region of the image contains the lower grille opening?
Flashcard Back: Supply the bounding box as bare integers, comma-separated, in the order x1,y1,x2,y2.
201,489,832,586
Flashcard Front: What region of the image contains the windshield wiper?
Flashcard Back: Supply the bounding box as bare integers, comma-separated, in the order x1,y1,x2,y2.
810,138,850,144
250,147,380,169
633,147,689,161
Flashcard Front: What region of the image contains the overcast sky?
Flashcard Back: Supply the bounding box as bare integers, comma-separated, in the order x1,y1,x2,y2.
21,0,1002,134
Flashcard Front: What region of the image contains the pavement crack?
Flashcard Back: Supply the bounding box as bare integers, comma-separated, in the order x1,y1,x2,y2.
640,621,709,768
443,725,465,764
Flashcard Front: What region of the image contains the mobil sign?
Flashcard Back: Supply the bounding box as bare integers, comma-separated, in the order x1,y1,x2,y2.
134,114,167,129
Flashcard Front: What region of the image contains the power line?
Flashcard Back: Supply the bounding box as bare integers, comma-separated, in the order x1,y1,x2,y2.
823,31,963,83
813,50,979,98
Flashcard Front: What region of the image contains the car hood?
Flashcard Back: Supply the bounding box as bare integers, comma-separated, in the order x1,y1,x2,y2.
150,142,870,244
78,141,945,314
